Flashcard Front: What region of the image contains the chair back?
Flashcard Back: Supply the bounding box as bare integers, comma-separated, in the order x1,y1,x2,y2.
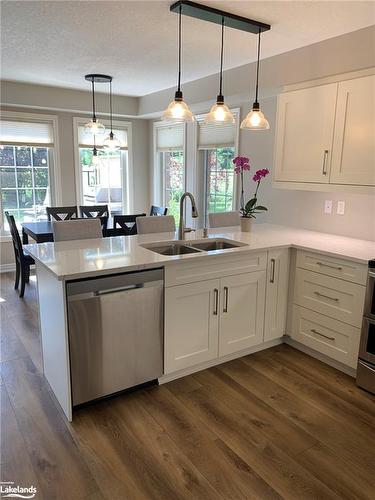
5,212,24,260
113,213,146,236
52,219,103,242
80,205,109,218
208,211,240,228
47,206,78,221
136,215,176,234
150,205,168,216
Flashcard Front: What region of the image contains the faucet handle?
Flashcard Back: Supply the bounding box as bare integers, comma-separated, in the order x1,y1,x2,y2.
184,227,195,233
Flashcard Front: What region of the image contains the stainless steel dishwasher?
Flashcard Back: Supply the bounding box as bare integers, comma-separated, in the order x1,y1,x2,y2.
66,269,164,406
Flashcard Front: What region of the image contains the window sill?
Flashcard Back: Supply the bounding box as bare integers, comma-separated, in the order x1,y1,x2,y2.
0,234,12,243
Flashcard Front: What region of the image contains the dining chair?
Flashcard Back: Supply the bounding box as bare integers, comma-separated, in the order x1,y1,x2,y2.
5,212,35,298
46,206,78,221
136,215,176,234
208,211,240,228
150,205,168,216
80,205,109,218
112,213,146,236
52,219,103,242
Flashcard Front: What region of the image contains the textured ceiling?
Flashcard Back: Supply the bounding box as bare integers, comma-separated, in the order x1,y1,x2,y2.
1,1,374,96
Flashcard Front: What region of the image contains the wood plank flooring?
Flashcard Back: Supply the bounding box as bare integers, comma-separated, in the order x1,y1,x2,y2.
1,271,374,500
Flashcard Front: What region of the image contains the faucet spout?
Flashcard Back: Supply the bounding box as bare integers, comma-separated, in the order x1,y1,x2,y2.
179,192,198,240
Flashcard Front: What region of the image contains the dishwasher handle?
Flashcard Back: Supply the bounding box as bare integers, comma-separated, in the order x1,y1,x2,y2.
67,279,163,301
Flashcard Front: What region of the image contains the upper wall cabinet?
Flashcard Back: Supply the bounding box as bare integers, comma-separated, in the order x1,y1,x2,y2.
273,72,375,190
330,75,375,186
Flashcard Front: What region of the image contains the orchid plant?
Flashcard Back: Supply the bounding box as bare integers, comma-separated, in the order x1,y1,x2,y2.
233,156,269,219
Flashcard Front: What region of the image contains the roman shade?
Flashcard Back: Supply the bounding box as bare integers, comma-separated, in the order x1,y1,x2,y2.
78,125,128,150
0,119,54,147
198,117,237,150
156,124,184,152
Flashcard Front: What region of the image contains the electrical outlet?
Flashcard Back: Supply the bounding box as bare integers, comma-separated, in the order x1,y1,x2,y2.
337,201,345,215
324,200,333,214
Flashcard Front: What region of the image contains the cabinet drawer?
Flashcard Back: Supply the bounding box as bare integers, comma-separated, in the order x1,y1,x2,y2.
296,250,367,285
165,251,267,287
294,268,365,327
291,305,361,368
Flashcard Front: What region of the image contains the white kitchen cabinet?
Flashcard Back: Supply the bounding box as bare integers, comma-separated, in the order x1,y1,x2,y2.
264,249,290,341
330,75,375,186
219,271,266,357
274,83,337,183
164,279,220,374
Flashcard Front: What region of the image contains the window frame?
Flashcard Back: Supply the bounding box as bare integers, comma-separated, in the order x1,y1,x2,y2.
0,110,61,239
73,117,134,215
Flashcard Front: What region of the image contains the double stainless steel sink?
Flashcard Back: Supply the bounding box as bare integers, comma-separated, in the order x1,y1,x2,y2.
142,238,247,256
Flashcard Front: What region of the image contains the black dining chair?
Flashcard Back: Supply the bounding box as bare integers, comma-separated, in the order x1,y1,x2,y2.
80,205,109,218
47,206,78,221
150,205,168,216
111,214,146,236
5,212,35,298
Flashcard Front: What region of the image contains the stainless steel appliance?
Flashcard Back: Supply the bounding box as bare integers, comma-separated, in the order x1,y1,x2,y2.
357,259,375,394
66,269,164,406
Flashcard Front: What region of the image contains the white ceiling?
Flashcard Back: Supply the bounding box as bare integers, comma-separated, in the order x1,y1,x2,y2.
1,1,374,97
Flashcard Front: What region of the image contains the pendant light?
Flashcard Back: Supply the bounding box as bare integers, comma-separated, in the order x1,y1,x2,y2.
84,75,106,135
162,4,194,122
103,79,121,151
205,18,234,124
91,135,99,166
241,28,270,130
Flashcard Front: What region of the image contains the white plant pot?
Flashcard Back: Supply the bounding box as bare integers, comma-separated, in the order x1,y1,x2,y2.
240,217,252,232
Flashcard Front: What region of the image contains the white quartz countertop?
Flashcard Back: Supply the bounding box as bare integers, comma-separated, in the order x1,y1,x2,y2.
25,223,375,280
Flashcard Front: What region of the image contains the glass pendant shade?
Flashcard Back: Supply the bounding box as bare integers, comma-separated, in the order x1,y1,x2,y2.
103,132,121,151
240,104,270,130
84,119,106,136
162,93,194,123
205,98,234,124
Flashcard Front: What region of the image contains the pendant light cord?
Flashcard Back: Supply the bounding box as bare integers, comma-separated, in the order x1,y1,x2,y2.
91,79,96,120
177,3,182,93
218,17,224,99
109,80,113,134
254,28,261,105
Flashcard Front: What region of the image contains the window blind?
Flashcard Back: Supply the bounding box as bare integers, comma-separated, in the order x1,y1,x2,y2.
78,126,128,149
198,119,236,150
156,124,184,152
0,120,54,147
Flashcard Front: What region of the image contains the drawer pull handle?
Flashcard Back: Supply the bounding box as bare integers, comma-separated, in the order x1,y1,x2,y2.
223,286,229,313
213,288,219,316
270,258,276,283
316,261,343,271
322,149,329,176
314,291,339,302
311,328,335,341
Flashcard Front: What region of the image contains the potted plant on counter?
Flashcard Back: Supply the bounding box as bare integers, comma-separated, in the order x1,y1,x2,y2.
233,155,269,232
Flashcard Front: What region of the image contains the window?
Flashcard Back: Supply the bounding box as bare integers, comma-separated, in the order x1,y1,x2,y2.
75,121,130,215
197,114,238,225
154,124,185,223
0,115,58,230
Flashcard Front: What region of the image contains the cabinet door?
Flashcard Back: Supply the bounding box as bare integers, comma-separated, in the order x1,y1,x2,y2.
219,271,266,357
264,249,289,341
274,83,337,183
330,75,375,186
164,279,219,374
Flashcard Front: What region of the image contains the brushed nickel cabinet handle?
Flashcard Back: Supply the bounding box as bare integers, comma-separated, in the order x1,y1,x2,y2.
322,149,329,176
270,258,276,283
213,288,219,316
314,290,339,302
316,261,343,271
311,328,335,341
223,286,228,313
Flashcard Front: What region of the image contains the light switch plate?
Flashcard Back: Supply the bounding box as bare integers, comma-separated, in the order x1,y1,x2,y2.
324,200,333,214
337,201,345,215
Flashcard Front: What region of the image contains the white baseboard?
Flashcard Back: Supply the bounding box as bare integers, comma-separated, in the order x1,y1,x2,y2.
0,263,16,273
158,338,283,384
284,336,356,377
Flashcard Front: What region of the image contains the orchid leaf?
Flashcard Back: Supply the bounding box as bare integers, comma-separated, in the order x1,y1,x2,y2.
245,198,257,212
254,206,268,211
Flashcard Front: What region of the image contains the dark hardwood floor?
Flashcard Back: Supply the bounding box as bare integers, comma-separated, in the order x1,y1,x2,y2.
1,271,374,500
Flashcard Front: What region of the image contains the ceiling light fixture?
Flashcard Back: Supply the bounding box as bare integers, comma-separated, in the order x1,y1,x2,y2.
103,79,121,151
162,3,194,122
241,28,270,130
205,17,234,124
84,74,108,135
